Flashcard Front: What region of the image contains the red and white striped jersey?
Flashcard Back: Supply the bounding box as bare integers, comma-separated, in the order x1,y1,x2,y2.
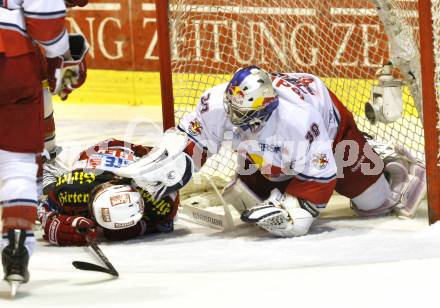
0,0,69,58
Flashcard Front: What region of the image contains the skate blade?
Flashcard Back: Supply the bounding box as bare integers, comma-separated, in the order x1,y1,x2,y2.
6,275,25,298
9,281,21,298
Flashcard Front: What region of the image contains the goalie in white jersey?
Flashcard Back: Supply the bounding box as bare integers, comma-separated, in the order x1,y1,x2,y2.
167,66,425,237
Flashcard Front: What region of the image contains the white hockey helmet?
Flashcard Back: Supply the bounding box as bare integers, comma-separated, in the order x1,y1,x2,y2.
224,65,279,129
89,182,144,230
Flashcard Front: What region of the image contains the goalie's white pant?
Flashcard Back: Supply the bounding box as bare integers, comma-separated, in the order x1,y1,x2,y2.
222,177,262,213
350,174,395,216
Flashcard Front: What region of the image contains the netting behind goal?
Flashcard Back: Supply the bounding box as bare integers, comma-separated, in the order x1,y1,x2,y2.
165,0,425,186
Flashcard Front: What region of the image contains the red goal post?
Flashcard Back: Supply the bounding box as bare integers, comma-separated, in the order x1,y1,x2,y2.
418,0,440,223
155,0,440,223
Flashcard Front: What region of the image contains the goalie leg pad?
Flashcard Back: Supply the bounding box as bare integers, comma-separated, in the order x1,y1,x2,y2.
222,177,262,213
351,144,427,218
386,145,426,218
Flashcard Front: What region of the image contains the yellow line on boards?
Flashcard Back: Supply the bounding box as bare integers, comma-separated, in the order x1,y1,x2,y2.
53,69,162,106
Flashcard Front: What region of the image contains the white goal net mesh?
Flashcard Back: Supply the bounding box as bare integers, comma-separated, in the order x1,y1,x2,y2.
166,0,426,186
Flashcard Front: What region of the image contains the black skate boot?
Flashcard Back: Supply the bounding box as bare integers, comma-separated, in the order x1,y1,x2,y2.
2,230,30,296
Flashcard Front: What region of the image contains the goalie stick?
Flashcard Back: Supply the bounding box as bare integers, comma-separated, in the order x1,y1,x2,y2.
72,236,119,277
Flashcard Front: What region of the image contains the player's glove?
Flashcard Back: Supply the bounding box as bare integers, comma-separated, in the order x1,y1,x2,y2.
42,213,96,246
65,0,88,7
46,34,88,100
240,189,319,237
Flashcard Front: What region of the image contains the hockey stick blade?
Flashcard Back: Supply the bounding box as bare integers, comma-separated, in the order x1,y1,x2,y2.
72,261,119,277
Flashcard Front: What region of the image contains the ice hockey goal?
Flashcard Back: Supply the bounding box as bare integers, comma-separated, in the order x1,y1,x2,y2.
155,0,440,223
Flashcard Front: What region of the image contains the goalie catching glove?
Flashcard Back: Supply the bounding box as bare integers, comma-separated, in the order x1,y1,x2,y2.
46,34,88,100
241,189,319,237
115,129,194,199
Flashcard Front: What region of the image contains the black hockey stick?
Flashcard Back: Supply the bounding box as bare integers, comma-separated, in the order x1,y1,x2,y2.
72,261,116,275
72,236,119,277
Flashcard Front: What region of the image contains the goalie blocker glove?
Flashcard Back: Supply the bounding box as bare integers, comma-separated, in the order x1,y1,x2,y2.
115,129,194,199
135,152,194,200
241,189,319,237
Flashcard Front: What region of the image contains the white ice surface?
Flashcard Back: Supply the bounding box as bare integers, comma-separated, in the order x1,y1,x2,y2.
1,104,439,307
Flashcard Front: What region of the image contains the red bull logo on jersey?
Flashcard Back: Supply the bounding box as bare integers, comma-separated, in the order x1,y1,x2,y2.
312,153,329,170
188,119,203,136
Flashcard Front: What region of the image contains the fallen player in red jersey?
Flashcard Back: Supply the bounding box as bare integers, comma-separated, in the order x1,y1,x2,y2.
38,139,179,246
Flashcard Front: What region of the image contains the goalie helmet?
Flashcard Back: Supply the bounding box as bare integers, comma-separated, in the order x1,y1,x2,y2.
224,65,279,129
89,182,144,230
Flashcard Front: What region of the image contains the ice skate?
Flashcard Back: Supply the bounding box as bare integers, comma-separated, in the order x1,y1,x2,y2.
2,230,30,297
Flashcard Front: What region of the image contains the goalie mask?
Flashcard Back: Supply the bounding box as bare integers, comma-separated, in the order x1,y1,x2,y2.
89,182,144,230
224,66,279,129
